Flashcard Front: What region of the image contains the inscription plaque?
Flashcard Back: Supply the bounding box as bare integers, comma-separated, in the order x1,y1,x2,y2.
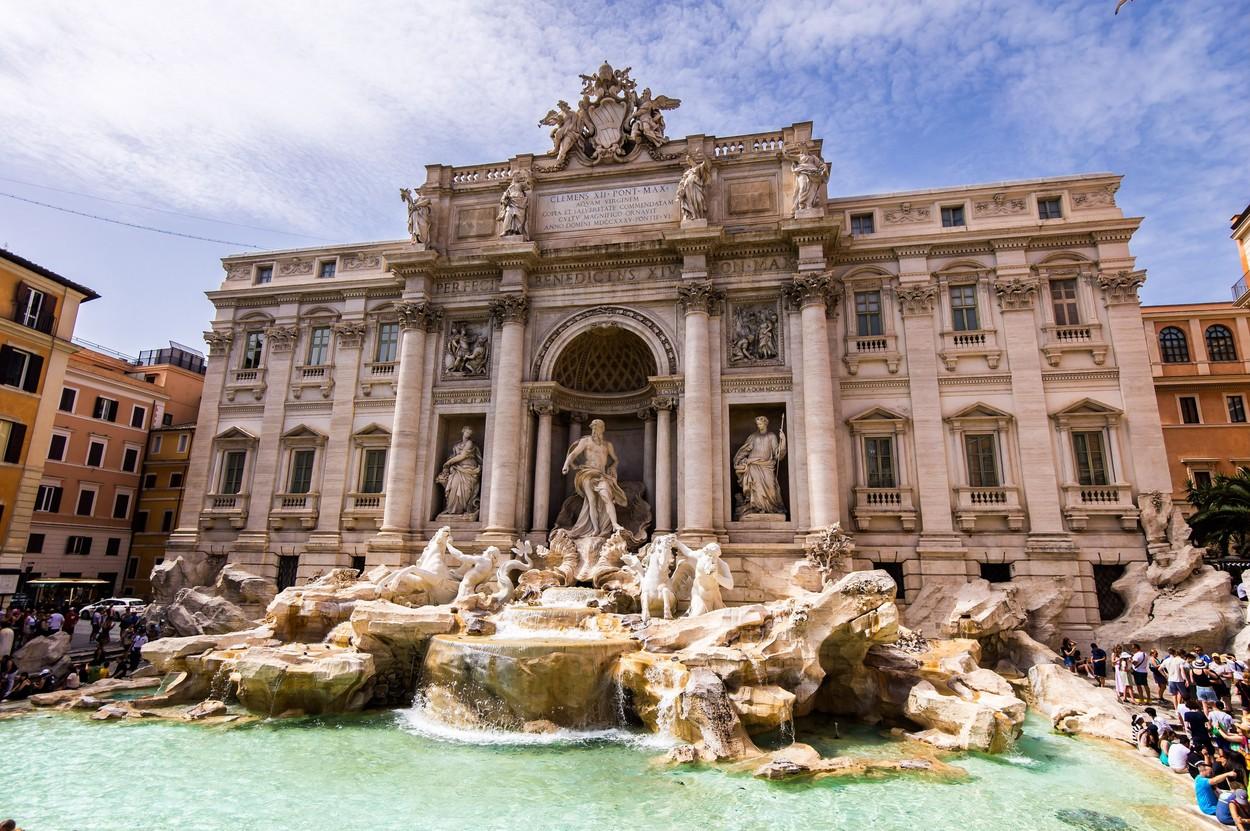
537,183,678,233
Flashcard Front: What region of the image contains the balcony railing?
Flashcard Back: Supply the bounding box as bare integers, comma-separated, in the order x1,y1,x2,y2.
1062,482,1138,530
939,329,1002,371
270,492,320,530
342,492,385,530
290,365,334,400
954,485,1024,531
843,333,901,374
201,492,249,529
1234,275,1249,303
851,486,917,531
1041,322,1107,367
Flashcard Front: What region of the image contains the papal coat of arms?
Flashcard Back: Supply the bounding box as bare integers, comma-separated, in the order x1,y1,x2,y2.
538,62,681,170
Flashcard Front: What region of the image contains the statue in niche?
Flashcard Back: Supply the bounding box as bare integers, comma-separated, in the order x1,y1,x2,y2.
729,305,780,365
560,418,627,539
399,187,433,247
497,170,532,238
785,142,829,213
676,151,711,221
445,322,489,377
436,426,482,519
733,415,787,519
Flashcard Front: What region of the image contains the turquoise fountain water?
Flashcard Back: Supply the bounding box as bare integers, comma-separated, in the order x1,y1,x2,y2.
0,712,1196,831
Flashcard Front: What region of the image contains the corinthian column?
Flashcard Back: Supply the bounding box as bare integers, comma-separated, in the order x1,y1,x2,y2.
652,395,675,533
530,401,554,534
482,293,529,542
378,301,441,537
677,281,722,540
787,272,842,530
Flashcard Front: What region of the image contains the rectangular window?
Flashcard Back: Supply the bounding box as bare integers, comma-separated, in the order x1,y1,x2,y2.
277,555,300,591
854,290,883,337
66,536,93,556
288,449,315,494
360,448,387,493
15,285,46,329
1050,279,1080,326
162,413,172,426
133,510,148,532
0,345,42,393
177,434,189,453
318,260,336,279
1179,396,1201,424
105,538,121,557
47,433,67,462
59,388,77,412
126,557,139,579
255,265,273,284
92,396,118,422
122,446,140,473
220,451,247,495
850,213,875,235
151,435,163,454
1228,395,1247,424
1038,197,1063,220
941,205,965,227
26,533,44,554
376,322,400,363
307,326,331,366
130,405,146,429
964,434,1000,488
1072,431,1109,486
863,437,896,489
75,488,96,517
1193,470,1213,489
34,484,62,512
142,473,157,489
161,510,174,532
112,491,131,520
241,332,264,369
86,439,105,467
949,285,979,331
170,472,184,488
0,419,26,464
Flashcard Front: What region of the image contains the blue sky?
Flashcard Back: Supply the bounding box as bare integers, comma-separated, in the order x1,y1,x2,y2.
1,0,1247,356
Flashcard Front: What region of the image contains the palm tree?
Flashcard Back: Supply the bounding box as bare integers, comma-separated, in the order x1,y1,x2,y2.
1187,467,1250,559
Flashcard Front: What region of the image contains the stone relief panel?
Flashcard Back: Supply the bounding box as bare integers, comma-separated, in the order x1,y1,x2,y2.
279,257,314,277
724,177,777,217
973,193,1026,217
727,299,783,368
443,319,491,379
884,202,931,224
341,252,381,272
1072,185,1118,210
225,263,251,281
455,206,498,240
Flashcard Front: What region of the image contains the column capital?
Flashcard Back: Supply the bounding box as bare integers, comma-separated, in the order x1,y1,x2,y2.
651,395,677,411
993,276,1040,311
784,271,841,313
265,324,299,352
489,293,530,328
895,282,938,317
1097,269,1146,305
332,320,368,349
203,330,233,357
530,400,556,416
636,406,655,421
677,280,724,315
395,301,443,331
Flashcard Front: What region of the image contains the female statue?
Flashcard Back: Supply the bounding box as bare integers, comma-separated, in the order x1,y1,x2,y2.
498,171,531,238
676,153,711,221
786,143,829,213
733,415,787,518
436,426,482,519
399,188,432,246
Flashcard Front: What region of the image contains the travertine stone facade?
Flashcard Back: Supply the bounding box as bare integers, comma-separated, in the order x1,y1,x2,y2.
171,78,1172,636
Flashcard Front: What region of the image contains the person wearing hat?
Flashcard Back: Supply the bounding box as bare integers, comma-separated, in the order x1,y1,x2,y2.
1195,657,1220,713
1215,788,1250,828
1196,762,1240,815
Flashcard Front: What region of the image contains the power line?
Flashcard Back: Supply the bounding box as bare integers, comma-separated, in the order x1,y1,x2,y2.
0,174,333,242
0,190,266,248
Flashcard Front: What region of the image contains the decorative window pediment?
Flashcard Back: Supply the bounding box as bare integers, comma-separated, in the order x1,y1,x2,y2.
281,424,328,447
946,402,1012,428
847,406,909,432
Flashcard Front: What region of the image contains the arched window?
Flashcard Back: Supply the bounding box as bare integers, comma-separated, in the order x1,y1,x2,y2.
1158,327,1189,363
1206,325,1238,362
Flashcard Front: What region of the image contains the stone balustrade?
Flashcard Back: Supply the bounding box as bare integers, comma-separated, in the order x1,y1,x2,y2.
938,328,1002,371
953,485,1025,532
269,492,321,530
1061,482,1138,530
1041,322,1107,367
851,486,917,531
201,492,249,529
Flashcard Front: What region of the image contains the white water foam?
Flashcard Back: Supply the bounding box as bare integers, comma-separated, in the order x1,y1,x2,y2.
397,698,676,750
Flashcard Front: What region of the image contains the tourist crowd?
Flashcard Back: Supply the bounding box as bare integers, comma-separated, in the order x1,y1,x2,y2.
0,601,161,703
1062,638,1250,827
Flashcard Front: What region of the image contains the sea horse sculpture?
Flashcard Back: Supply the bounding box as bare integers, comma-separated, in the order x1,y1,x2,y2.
636,534,678,624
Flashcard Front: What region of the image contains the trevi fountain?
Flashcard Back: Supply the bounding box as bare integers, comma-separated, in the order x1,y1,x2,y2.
1,64,1236,831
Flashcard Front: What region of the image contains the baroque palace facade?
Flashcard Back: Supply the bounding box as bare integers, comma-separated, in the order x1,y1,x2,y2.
171,66,1170,637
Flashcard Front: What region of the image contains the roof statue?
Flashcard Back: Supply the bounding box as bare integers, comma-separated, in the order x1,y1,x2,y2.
537,61,681,171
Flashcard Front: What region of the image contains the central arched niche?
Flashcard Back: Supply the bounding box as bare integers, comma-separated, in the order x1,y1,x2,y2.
544,324,659,540
551,326,658,394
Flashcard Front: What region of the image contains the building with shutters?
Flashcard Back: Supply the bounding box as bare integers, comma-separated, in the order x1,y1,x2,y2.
23,345,169,595
0,249,98,602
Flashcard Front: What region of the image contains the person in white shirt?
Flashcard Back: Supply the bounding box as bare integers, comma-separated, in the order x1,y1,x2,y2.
1168,736,1192,773
47,611,64,631
1131,643,1150,704
1161,648,1190,708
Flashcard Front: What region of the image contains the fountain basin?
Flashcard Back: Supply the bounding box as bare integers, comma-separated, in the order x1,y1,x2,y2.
420,634,638,729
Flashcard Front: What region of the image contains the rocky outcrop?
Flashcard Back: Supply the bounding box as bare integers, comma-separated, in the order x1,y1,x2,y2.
267,569,383,643
1009,576,1073,649
232,645,375,716
1096,563,1242,653
214,564,276,618
151,550,225,606
13,632,71,675
166,587,255,636
1027,663,1132,742
349,601,457,705
905,579,1026,641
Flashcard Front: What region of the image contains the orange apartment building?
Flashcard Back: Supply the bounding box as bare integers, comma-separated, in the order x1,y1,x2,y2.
0,249,98,601
126,344,205,598
23,346,170,594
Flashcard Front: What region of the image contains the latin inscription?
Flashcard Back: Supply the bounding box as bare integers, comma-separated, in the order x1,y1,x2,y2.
713,255,796,277
436,277,498,296
530,263,680,289
537,183,678,233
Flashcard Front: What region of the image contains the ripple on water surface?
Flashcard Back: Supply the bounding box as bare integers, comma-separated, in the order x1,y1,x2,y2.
0,713,1197,831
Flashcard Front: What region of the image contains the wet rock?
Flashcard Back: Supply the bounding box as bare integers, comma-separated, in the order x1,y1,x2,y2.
1027,663,1132,742
680,667,759,761
166,587,254,636
151,550,224,606
463,616,496,636
521,719,560,734
268,570,383,643
754,757,809,779
1010,576,1073,648
141,628,276,674
348,601,457,706
729,684,795,733
184,699,228,720
232,645,375,715
666,744,700,764
91,703,132,720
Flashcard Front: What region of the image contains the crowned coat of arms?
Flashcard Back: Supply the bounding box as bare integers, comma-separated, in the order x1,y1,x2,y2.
538,62,681,170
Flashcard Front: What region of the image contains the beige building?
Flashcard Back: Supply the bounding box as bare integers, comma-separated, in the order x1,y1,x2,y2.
25,346,169,593
170,66,1173,637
